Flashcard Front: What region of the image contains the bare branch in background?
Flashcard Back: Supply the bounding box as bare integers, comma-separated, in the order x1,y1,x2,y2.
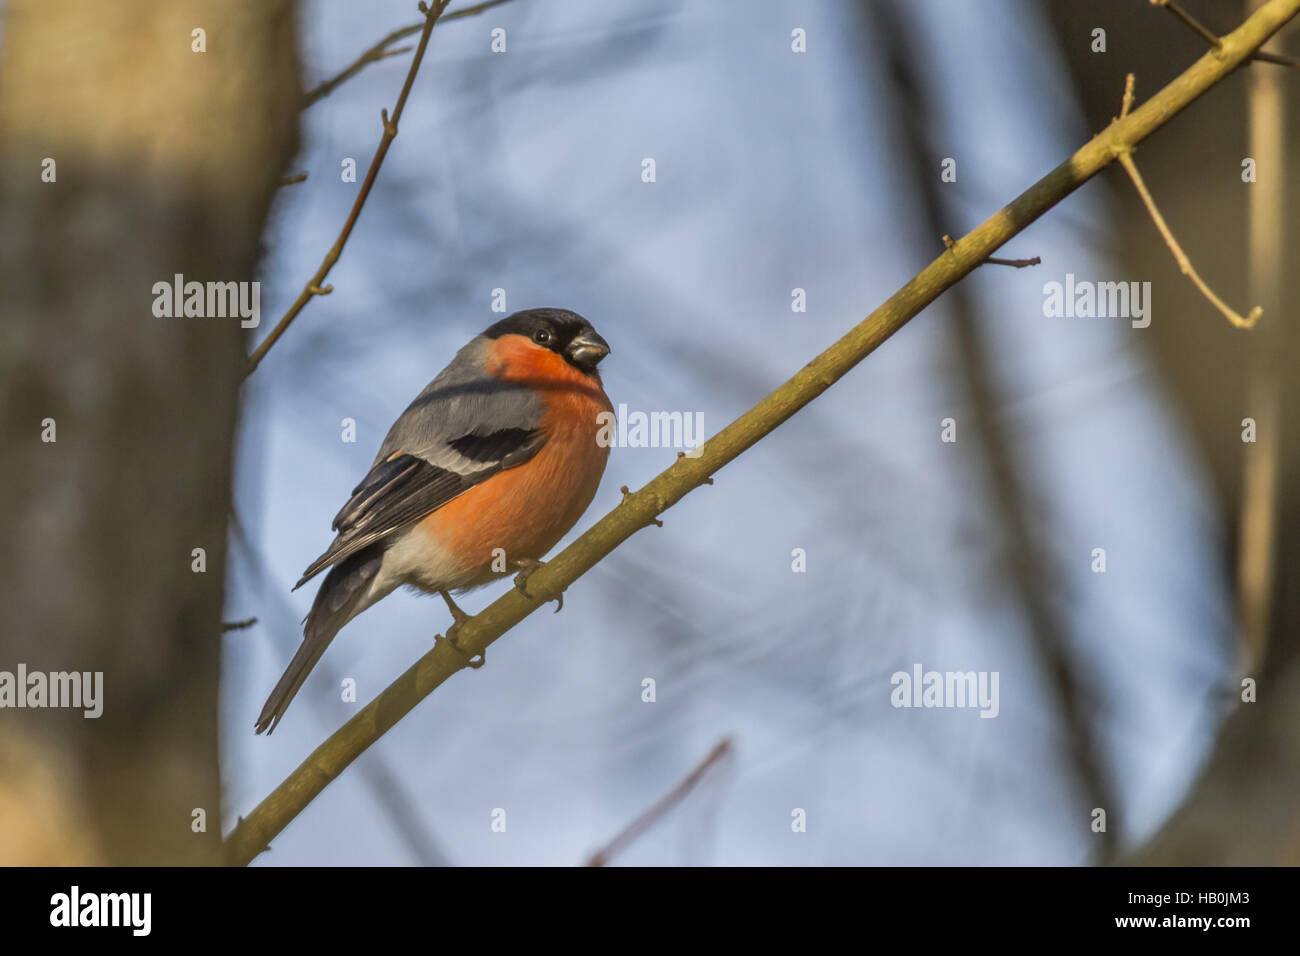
1115,75,1263,329
586,738,733,867
223,0,1300,865
245,0,451,378
302,0,519,108
1152,0,1300,66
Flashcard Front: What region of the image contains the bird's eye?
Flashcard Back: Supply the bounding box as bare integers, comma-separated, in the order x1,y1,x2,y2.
533,328,552,345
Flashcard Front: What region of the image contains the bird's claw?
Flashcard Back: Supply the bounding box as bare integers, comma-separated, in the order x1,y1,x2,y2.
438,589,483,666
440,622,484,668
513,559,564,613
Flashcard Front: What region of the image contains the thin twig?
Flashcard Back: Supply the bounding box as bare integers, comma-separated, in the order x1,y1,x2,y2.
222,618,258,632
302,0,518,108
1152,0,1300,66
1253,48,1300,66
222,0,1300,865
245,1,450,378
586,739,732,867
1152,0,1223,48
1119,72,1136,119
279,172,308,187
1116,77,1262,329
942,234,1040,268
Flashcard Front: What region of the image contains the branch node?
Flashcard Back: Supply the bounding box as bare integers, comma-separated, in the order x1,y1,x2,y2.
436,631,485,668
308,284,333,296
947,233,1039,269
381,108,397,136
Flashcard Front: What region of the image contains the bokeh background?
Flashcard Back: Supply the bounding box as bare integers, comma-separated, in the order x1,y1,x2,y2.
3,0,1296,866
222,0,1293,864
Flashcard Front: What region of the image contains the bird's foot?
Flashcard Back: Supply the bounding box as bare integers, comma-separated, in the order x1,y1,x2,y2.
438,590,483,668
513,559,564,613
438,589,470,625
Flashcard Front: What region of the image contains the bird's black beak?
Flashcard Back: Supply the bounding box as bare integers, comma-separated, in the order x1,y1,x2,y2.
566,330,610,371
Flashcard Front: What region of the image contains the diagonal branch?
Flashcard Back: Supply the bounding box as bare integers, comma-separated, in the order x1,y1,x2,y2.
585,738,732,867
302,0,518,108
223,0,1300,865
245,0,450,379
1116,74,1263,329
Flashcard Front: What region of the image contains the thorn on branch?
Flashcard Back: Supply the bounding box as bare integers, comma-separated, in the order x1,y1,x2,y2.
1120,73,1136,119
984,255,1042,268
942,234,1041,269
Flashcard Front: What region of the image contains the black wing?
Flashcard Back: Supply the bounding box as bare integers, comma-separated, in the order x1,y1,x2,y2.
294,429,543,589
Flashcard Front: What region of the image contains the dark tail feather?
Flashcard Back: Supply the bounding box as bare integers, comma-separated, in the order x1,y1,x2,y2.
255,547,384,735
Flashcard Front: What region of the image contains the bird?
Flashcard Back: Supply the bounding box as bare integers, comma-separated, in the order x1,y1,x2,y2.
255,308,613,734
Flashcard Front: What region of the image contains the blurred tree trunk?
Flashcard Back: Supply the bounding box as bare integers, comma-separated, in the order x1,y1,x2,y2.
0,0,299,863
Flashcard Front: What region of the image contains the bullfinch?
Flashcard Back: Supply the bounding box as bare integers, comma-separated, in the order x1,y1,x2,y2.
255,308,613,734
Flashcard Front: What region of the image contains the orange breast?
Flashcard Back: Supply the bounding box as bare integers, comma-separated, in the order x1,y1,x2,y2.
419,340,613,589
